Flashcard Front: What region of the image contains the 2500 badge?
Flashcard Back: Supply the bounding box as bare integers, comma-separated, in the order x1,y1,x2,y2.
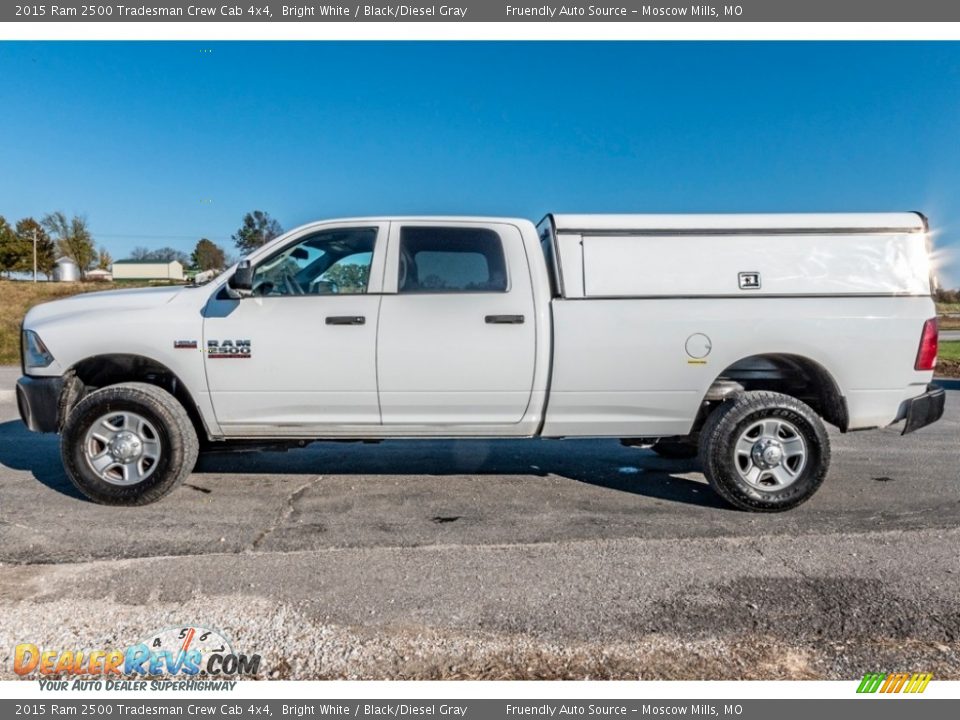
207,339,251,359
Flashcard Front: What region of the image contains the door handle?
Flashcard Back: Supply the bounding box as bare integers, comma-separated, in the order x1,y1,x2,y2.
485,314,525,324
326,316,366,325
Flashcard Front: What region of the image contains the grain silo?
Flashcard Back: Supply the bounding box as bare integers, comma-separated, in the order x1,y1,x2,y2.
52,257,80,282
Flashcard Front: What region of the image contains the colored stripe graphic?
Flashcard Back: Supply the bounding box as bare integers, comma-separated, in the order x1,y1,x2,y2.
857,673,886,693
905,673,933,693
857,672,932,693
880,673,910,693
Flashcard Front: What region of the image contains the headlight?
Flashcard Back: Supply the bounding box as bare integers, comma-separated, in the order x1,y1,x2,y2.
22,329,54,370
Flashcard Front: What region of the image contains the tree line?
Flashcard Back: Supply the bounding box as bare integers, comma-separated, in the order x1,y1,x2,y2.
935,287,960,304
0,213,83,279
0,209,284,280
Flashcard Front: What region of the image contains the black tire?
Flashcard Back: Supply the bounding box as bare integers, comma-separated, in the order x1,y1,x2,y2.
698,391,830,512
651,439,699,460
61,382,199,505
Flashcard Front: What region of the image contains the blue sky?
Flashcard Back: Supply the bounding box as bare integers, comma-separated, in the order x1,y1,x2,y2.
1,41,958,285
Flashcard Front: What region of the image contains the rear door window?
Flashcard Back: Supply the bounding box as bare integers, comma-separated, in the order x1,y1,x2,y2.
398,227,508,293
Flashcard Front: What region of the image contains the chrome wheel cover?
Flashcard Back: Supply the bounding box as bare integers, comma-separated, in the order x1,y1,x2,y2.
83,411,162,486
734,418,807,491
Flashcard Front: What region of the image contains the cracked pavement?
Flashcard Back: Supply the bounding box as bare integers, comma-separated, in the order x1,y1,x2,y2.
248,475,325,551
0,386,957,679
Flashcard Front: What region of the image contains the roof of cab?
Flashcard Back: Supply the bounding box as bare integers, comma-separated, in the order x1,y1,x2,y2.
298,216,531,226
548,212,927,233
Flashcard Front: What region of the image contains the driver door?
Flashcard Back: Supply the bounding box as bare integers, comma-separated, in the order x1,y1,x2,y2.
203,222,387,435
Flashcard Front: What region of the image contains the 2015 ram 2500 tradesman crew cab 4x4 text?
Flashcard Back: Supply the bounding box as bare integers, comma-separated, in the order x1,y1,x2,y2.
16,213,945,511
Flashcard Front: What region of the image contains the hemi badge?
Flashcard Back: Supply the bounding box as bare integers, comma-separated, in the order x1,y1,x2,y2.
174,340,198,349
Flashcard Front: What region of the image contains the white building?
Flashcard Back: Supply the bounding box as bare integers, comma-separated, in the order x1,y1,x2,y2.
111,259,184,281
85,268,113,282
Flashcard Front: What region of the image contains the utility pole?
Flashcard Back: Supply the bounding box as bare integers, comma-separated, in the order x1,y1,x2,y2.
32,227,38,282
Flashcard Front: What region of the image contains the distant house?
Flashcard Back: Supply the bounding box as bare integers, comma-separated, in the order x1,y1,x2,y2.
111,259,184,281
86,268,113,282
52,257,80,282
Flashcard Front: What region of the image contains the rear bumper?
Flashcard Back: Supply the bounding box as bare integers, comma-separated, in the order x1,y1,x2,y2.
16,376,63,433
901,383,946,435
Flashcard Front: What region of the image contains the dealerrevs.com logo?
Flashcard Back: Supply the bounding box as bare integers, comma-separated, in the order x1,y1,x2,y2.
14,625,262,691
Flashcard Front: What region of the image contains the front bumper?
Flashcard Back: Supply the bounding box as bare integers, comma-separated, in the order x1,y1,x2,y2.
16,376,63,433
901,383,946,435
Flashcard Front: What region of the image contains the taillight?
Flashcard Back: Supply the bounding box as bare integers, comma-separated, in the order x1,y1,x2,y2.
915,318,939,371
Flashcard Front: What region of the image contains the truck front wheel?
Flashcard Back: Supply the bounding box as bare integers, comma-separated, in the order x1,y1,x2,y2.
698,391,830,512
61,382,199,505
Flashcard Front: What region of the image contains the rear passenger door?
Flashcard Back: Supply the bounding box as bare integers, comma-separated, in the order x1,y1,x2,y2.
377,221,536,426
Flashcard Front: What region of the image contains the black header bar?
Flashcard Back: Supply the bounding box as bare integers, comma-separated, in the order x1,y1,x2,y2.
6,1,960,23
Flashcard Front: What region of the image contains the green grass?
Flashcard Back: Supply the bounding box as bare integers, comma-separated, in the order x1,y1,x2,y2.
936,341,960,378
939,341,960,362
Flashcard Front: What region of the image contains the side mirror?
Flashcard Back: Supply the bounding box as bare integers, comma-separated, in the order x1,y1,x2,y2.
229,260,254,297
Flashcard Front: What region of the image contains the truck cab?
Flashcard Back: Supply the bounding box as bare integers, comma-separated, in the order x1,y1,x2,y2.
201,218,551,436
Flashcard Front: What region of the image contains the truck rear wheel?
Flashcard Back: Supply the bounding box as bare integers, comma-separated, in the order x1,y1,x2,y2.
61,382,199,505
698,391,830,512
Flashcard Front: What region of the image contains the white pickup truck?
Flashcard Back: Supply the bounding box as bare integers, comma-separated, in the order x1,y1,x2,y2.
17,213,944,511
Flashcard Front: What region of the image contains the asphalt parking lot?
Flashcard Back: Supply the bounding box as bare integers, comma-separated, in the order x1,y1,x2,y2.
0,368,957,679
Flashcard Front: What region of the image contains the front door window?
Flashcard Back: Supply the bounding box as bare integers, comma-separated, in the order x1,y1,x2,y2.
252,227,377,296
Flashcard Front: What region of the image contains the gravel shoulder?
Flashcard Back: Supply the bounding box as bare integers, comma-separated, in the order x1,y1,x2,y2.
1,528,958,680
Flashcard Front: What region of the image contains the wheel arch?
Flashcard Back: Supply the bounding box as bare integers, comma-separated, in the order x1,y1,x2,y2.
699,353,848,432
60,353,211,440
